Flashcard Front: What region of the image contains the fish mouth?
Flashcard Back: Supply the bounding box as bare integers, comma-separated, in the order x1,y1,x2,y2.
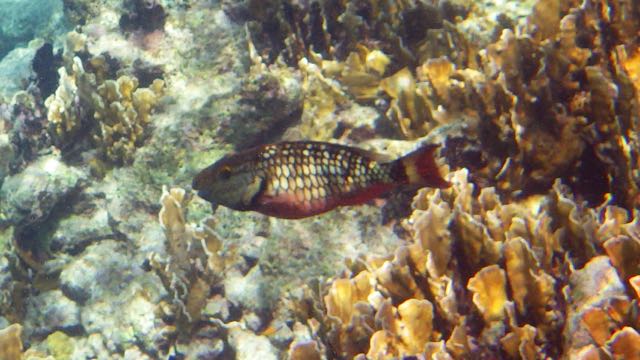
197,189,212,202
196,190,219,213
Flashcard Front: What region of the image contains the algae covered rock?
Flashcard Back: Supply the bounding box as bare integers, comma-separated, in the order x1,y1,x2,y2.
23,289,81,337
56,240,167,353
0,131,14,186
0,155,84,228
215,65,303,149
0,44,39,98
50,208,114,254
228,325,279,360
59,240,129,304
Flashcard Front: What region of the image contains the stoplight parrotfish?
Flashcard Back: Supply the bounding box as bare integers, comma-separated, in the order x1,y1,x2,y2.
193,141,450,219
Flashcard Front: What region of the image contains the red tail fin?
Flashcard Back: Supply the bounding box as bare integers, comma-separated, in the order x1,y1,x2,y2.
391,144,450,188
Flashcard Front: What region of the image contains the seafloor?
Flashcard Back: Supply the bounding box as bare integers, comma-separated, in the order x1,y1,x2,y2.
0,0,639,359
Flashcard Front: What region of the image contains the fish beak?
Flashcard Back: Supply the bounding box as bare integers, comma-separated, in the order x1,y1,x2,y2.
194,189,219,213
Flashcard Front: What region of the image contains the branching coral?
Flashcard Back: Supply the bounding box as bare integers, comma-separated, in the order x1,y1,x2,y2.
44,31,165,165
147,187,224,351
92,75,164,164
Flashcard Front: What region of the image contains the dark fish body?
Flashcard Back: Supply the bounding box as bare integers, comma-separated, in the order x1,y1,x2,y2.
192,141,449,219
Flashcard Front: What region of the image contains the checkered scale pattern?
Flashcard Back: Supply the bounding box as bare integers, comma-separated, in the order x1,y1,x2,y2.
255,142,389,203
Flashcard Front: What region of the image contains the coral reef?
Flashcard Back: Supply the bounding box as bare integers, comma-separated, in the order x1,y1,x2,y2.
45,38,165,165
239,0,640,209
2,0,639,359
292,169,640,358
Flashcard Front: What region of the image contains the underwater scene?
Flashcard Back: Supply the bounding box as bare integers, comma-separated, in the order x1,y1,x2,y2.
0,0,639,359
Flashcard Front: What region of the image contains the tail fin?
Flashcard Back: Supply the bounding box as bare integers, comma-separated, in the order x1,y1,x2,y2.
389,144,450,188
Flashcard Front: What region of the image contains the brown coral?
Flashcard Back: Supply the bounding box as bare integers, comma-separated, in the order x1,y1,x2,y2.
467,264,508,323
148,187,223,350
0,324,22,360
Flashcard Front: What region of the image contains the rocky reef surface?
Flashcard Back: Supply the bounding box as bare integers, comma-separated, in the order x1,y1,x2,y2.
0,0,639,359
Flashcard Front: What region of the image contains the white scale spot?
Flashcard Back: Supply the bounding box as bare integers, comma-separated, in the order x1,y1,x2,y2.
280,177,289,190
296,177,304,189
282,166,290,177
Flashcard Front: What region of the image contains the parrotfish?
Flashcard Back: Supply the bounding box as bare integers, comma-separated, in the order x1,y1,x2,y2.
192,141,449,219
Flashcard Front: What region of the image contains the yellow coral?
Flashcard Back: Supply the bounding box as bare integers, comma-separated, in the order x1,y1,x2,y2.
46,331,73,360
606,327,640,359
504,237,555,318
93,75,164,164
397,299,434,353
324,271,372,324
45,32,165,165
380,68,434,139
467,264,508,322
0,324,22,360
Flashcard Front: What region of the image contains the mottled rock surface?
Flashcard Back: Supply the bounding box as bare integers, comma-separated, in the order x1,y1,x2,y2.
0,155,84,227
24,290,81,337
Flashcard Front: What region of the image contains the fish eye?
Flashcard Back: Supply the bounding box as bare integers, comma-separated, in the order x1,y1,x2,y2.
219,165,232,179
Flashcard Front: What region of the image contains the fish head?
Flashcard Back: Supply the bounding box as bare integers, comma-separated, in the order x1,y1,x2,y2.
192,153,264,211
